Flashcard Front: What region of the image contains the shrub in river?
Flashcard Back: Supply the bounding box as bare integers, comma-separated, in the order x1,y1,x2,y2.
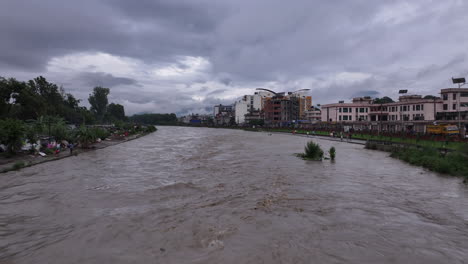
329,147,336,160
298,141,324,160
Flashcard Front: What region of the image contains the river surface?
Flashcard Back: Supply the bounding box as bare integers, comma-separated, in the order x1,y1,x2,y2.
1,126,468,264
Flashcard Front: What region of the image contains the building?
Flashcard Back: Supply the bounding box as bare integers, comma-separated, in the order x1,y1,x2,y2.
263,95,300,127
234,91,274,125
320,94,449,132
213,104,234,126
304,108,321,122
321,97,373,123
437,88,468,121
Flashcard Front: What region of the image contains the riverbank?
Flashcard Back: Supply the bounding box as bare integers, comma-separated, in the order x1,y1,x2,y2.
0,132,154,173
241,127,468,181
364,141,468,181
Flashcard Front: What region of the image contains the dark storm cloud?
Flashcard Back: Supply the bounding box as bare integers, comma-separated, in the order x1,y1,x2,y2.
1,0,468,114
352,90,380,98
79,72,139,88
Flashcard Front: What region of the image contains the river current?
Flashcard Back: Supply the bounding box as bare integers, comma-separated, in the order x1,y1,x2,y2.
1,126,467,263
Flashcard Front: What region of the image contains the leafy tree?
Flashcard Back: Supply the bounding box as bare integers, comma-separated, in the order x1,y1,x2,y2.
88,87,110,122
373,96,394,104
107,103,126,121
0,119,25,154
129,113,178,125
424,95,439,100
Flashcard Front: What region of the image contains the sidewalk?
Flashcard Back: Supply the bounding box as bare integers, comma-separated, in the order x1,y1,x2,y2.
0,133,146,173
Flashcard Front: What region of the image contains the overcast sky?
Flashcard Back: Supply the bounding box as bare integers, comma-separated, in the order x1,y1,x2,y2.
1,0,468,115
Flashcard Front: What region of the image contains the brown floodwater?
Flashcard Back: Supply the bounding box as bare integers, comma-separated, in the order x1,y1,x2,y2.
1,126,468,264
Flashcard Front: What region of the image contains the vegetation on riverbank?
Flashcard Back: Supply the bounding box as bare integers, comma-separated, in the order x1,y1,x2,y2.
256,128,465,150
365,141,468,179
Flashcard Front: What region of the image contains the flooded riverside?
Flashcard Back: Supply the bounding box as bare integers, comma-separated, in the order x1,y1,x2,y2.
1,126,468,264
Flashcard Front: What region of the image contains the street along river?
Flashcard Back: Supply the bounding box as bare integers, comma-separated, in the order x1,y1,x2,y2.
1,126,468,263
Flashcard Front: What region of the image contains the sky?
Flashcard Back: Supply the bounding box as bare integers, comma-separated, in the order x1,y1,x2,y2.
1,0,468,116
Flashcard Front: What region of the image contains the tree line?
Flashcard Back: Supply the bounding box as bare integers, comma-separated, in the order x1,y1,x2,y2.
1,76,127,124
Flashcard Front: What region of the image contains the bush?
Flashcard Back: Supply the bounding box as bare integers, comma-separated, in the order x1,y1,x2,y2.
13,161,25,170
145,125,157,133
329,147,336,160
390,147,468,178
0,119,25,154
299,141,324,160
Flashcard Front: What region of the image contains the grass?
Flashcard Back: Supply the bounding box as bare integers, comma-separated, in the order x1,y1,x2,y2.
264,128,467,150
297,141,324,160
12,161,25,170
390,147,468,179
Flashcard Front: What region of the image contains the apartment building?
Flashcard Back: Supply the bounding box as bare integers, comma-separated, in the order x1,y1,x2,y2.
438,88,468,120
263,96,300,127
234,91,274,124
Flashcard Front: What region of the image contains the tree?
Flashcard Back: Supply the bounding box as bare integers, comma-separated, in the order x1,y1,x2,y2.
424,95,439,100
107,103,126,121
88,87,110,122
373,96,394,104
0,119,25,154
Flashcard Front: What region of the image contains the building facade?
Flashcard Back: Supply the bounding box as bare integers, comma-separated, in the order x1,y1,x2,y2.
263,96,299,127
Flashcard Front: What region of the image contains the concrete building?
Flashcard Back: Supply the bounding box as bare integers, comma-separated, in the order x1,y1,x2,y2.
234,91,274,125
304,108,321,122
438,88,468,120
263,95,299,127
321,97,373,123
213,104,234,126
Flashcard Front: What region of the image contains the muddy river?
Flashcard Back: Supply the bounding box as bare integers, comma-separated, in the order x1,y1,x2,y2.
1,126,467,263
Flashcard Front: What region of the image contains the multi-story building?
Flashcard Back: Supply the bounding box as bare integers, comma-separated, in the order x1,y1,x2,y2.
438,88,468,120
234,91,274,125
213,104,234,126
263,95,299,127
321,97,373,123
304,108,322,122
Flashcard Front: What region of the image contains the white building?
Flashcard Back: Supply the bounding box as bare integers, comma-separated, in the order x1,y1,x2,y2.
234,91,274,124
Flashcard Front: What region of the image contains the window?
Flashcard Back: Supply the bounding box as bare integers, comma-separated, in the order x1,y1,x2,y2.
461,92,468,97
343,108,348,113
416,105,420,111
359,108,364,113
453,104,457,110
349,108,352,113
443,104,448,110
412,105,415,111
461,103,468,107
421,105,424,110
453,93,457,100
349,115,352,120
365,108,368,113
342,116,348,120
443,94,448,100
339,108,342,113
400,106,403,111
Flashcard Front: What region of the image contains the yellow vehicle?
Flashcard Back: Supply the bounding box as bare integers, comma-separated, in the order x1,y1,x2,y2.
426,124,459,135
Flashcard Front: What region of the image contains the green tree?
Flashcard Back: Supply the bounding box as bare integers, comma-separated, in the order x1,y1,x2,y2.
0,119,25,154
107,103,126,121
88,87,110,122
424,95,439,100
373,96,394,104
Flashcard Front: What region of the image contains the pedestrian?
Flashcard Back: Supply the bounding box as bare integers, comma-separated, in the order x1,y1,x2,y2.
68,143,74,155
